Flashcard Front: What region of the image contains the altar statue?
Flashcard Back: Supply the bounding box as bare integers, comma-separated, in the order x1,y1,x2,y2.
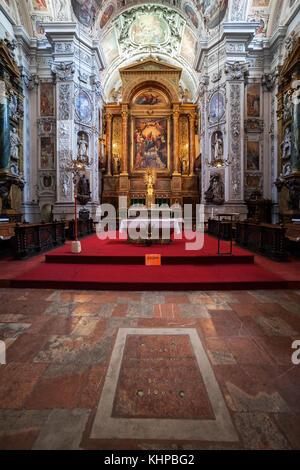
144,168,156,207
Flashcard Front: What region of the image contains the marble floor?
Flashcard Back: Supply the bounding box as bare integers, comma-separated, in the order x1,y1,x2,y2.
0,287,299,450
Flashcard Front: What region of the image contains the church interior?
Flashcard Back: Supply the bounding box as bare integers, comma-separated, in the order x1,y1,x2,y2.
0,0,299,452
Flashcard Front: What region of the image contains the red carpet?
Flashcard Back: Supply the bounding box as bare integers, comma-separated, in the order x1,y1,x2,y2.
45,232,254,265
11,263,289,291
10,232,293,291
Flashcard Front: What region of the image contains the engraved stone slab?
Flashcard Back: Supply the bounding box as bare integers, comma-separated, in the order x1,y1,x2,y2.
90,328,238,442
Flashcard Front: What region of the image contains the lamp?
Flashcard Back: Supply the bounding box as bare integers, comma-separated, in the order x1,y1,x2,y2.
65,156,86,253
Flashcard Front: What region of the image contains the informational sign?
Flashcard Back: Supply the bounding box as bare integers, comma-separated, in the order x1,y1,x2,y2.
145,254,161,266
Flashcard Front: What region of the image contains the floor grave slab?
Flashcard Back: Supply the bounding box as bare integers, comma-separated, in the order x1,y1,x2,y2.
90,328,238,442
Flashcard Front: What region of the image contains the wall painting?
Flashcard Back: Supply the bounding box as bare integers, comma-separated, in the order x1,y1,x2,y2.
209,92,225,120
40,83,54,117
102,28,119,65
133,90,168,107
247,84,260,117
133,117,168,172
100,4,114,29
75,90,92,122
40,137,55,169
180,26,197,66
246,141,260,171
185,5,199,29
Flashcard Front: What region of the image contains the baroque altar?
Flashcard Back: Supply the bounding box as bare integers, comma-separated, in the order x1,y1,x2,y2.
101,59,198,218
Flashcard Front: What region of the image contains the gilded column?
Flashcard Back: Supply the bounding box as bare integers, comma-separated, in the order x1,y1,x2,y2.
173,109,180,174
189,113,196,175
106,113,112,176
0,80,10,170
121,108,129,174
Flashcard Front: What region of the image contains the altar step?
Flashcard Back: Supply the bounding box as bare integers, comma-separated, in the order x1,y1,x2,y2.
10,234,296,291
11,262,290,291
45,253,254,265
44,233,254,266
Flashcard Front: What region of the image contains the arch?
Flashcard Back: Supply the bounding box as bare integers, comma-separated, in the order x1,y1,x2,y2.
122,78,179,105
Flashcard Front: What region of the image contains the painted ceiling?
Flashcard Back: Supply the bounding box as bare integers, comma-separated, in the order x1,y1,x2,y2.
0,0,298,100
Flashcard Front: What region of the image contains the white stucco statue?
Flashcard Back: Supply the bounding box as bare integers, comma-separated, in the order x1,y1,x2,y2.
281,126,292,159
213,132,223,160
78,138,88,161
10,127,21,160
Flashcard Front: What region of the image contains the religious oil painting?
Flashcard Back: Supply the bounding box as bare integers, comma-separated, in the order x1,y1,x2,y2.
100,4,114,29
185,5,199,29
197,0,228,29
246,174,261,189
32,0,48,11
133,90,168,107
40,83,54,117
75,90,92,122
133,118,169,172
246,141,260,171
102,29,119,65
40,137,54,169
71,0,101,27
247,84,260,117
130,14,169,45
209,92,225,120
180,27,197,66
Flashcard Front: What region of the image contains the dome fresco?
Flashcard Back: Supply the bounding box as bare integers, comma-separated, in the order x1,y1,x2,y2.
130,13,169,45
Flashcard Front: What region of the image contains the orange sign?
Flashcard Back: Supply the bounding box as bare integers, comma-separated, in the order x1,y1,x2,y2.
145,254,161,266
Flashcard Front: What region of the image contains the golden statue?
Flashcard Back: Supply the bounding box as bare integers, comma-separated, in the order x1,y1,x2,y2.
144,167,156,207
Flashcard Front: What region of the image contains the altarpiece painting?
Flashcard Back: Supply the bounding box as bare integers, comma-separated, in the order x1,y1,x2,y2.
132,117,169,172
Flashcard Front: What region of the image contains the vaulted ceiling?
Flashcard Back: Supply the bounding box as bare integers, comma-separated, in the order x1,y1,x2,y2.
0,0,297,100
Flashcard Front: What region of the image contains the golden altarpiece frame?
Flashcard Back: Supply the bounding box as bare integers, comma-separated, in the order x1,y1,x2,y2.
101,59,198,214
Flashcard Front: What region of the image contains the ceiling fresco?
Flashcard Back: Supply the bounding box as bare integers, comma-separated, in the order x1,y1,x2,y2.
0,0,298,100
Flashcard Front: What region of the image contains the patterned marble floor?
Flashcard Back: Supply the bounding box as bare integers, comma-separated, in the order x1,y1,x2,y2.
0,287,299,450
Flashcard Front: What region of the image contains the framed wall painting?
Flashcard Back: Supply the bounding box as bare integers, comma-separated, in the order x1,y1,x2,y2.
246,173,262,190
100,4,114,29
247,84,260,117
40,137,55,169
246,140,260,171
131,117,169,173
209,92,225,120
40,83,54,117
132,89,168,107
75,90,92,122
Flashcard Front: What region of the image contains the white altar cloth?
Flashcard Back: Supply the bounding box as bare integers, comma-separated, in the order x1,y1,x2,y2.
119,218,181,234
